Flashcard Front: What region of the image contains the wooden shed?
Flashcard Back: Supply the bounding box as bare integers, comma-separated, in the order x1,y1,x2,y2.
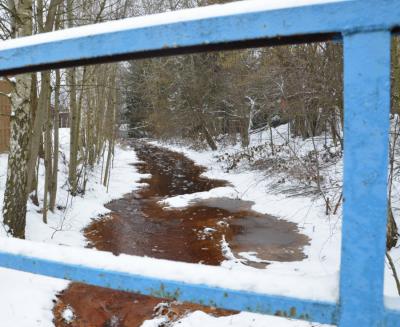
0,80,11,153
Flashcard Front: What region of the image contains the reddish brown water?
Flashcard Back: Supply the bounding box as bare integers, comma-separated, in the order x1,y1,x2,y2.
53,142,309,327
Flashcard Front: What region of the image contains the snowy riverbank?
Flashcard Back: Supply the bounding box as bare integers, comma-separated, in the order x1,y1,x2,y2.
0,129,144,326
0,127,399,326
143,124,400,325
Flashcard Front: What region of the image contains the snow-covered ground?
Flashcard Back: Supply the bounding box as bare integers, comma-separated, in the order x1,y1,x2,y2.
142,310,331,327
0,128,144,326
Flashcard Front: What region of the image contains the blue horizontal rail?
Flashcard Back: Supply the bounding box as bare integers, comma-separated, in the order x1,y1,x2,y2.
0,247,398,325
0,250,338,324
0,0,398,75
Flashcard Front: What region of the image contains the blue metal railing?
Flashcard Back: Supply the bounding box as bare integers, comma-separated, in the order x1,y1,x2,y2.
0,0,399,326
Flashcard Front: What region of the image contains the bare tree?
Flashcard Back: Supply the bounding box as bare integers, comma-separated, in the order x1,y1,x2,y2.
3,0,33,238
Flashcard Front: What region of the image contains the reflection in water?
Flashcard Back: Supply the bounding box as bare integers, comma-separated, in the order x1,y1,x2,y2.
53,142,309,327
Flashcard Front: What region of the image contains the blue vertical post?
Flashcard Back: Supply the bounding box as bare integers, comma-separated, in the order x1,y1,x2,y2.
340,31,391,326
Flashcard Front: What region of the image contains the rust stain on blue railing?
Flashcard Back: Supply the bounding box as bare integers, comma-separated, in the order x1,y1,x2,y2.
0,0,399,326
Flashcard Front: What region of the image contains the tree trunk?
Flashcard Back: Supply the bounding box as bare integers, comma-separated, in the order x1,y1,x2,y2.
68,67,79,195
26,71,51,194
42,92,53,223
387,203,399,250
202,124,217,151
26,0,60,194
49,69,60,212
67,0,80,195
3,0,33,239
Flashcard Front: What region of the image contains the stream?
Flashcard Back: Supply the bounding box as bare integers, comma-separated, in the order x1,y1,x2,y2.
53,142,309,327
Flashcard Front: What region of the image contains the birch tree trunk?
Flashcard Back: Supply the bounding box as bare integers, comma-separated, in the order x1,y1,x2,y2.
3,0,33,239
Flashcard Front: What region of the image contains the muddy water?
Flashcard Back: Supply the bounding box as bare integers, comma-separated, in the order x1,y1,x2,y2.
53,142,309,327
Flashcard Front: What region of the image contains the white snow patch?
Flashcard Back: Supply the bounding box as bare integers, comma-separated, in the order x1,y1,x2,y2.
238,251,269,264
141,310,332,327
160,186,238,208
61,306,75,324
140,317,168,327
0,267,68,327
